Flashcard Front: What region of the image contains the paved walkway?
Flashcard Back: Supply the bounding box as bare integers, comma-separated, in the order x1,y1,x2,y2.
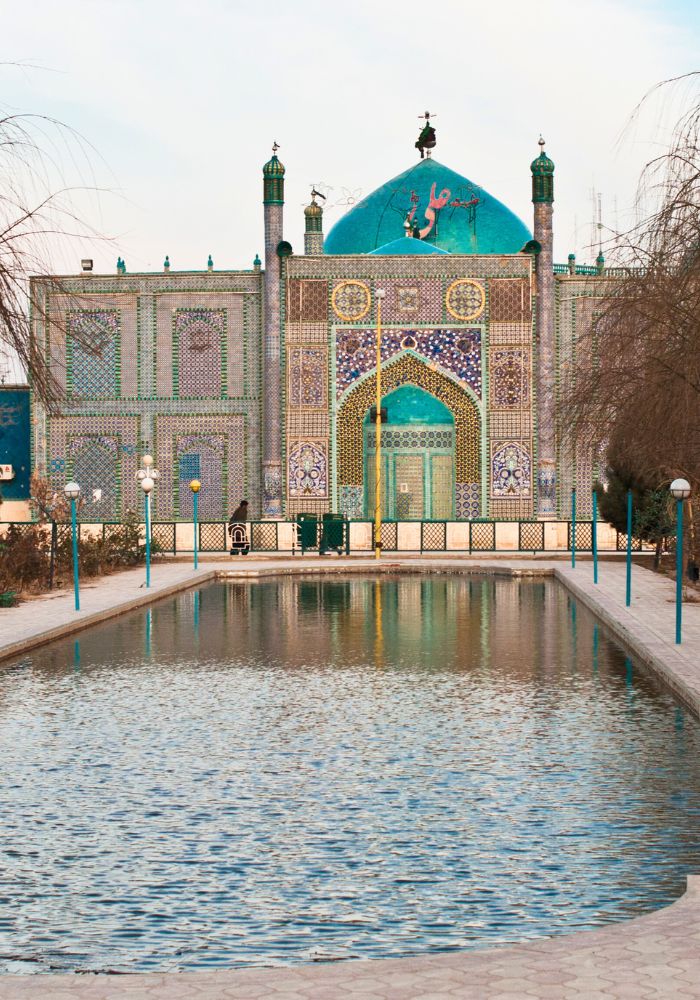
0,554,699,998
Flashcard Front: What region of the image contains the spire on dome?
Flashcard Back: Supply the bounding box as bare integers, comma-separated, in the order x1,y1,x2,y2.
263,142,285,204
415,111,437,160
531,136,554,204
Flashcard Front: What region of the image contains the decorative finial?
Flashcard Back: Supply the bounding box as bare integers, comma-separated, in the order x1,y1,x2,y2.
416,111,437,160
538,135,546,150
272,141,280,155
207,254,213,271
163,255,170,271
253,253,261,269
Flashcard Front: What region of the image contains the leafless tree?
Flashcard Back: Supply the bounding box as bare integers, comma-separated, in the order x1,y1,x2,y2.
0,86,113,410
564,73,700,555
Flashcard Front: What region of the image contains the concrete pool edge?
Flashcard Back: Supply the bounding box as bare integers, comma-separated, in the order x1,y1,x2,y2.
0,876,697,997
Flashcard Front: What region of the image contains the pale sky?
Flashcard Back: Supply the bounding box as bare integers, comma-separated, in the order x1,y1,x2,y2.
2,0,699,275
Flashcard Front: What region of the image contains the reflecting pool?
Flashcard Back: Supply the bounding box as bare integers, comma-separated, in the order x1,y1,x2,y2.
1,575,700,974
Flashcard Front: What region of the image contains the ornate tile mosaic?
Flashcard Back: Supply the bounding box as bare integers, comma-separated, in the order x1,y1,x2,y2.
491,441,531,498
288,347,327,409
335,328,482,399
339,484,364,520
445,279,485,321
288,439,328,498
490,349,530,409
377,279,442,324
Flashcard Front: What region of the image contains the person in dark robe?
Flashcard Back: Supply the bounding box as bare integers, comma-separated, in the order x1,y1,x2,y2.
228,500,249,555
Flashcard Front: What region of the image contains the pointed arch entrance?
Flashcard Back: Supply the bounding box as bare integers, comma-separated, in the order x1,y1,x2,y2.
336,352,481,520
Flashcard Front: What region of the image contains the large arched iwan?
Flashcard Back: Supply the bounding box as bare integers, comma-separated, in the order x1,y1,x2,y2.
337,352,481,492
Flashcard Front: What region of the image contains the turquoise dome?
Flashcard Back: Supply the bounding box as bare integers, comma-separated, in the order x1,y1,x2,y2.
368,237,450,255
325,158,531,255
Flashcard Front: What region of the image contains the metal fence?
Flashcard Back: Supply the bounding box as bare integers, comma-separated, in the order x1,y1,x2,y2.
0,519,655,555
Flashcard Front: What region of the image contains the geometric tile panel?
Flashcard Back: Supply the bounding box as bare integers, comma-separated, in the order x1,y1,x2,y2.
69,435,119,519
456,482,481,519
67,310,119,398
47,414,140,519
489,412,532,437
175,308,225,397
488,278,531,322
155,414,245,521
176,434,225,518
287,279,327,322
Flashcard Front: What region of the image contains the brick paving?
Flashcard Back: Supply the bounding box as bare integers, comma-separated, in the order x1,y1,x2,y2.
0,554,699,998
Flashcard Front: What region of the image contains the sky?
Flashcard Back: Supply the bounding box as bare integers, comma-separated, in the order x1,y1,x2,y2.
1,0,699,276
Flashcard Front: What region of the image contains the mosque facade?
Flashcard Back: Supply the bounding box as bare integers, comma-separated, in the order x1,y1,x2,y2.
29,129,610,523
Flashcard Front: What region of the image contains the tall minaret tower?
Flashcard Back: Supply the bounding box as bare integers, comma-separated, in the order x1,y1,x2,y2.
261,144,285,518
304,191,324,255
531,137,556,517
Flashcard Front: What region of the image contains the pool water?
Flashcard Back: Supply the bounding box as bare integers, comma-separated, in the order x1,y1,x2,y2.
1,575,699,974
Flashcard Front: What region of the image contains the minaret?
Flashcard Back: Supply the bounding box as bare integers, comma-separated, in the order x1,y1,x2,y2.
531,137,556,517
262,144,285,518
303,192,324,255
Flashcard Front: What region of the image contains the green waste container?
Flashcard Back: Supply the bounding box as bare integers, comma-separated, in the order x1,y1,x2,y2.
296,513,319,554
320,513,346,555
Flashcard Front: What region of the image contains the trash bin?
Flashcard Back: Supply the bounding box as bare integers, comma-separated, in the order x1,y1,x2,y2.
296,513,319,555
320,513,346,555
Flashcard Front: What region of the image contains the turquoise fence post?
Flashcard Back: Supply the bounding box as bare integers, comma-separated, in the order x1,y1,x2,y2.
625,489,632,607
70,497,80,611
63,482,81,611
145,491,151,589
669,479,691,644
676,498,683,645
592,489,598,584
190,479,201,570
571,488,577,569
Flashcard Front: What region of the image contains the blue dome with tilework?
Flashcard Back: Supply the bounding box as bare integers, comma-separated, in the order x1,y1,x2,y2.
324,158,531,256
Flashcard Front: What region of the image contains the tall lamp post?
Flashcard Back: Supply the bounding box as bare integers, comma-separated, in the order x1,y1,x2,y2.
190,479,201,570
374,289,386,561
63,481,81,611
136,454,160,589
670,478,691,645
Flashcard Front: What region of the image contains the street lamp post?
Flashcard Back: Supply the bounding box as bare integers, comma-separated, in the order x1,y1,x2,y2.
136,454,160,589
374,289,386,561
670,478,691,644
190,479,201,570
63,481,81,611
625,489,633,607
592,488,599,584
